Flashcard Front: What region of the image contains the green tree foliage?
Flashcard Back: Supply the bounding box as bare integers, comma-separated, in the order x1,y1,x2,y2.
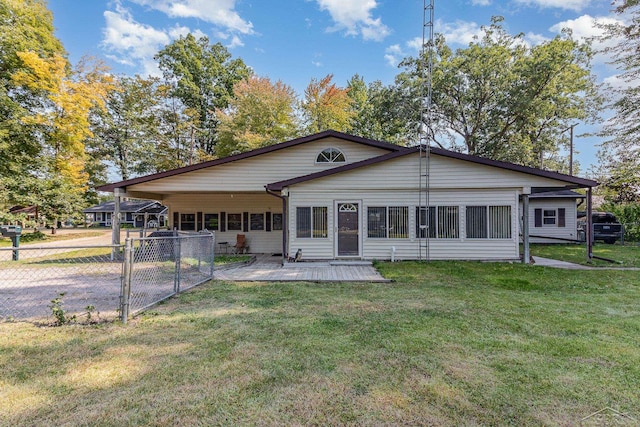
398,17,601,169
596,0,640,202
216,76,300,157
347,74,415,145
0,0,66,186
89,75,166,181
301,74,354,134
155,34,250,158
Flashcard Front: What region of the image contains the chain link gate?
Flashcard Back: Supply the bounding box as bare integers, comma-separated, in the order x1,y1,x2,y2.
119,232,215,323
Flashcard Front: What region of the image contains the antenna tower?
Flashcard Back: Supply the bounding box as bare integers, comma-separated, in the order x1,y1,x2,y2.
418,0,434,261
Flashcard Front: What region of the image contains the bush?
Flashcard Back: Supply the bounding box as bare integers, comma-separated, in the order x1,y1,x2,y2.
600,202,640,242
20,230,47,242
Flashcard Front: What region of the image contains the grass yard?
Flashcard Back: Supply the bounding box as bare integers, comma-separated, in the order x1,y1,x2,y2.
0,230,106,247
1,261,639,425
530,242,640,268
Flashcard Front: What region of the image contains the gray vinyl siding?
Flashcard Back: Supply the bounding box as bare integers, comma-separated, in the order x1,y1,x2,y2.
525,199,579,244
289,189,520,260
164,193,283,254
127,137,389,194
293,153,577,192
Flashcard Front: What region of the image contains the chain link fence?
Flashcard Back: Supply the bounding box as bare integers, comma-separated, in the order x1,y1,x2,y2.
0,232,215,323
0,245,125,322
122,232,215,321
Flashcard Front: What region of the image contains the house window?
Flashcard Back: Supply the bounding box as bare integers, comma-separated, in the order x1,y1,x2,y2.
227,213,242,231
250,213,265,231
466,206,512,239
316,147,345,163
181,213,196,231
272,213,283,231
543,209,556,225
296,207,328,238
415,206,459,239
367,207,409,238
534,208,565,228
204,213,219,230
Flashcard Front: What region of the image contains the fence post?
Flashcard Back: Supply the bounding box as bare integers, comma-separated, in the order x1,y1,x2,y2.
174,236,181,294
120,239,133,324
210,232,215,278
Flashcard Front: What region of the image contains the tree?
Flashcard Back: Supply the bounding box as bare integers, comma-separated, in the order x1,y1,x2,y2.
155,34,250,158
397,17,601,169
347,75,415,145
89,75,166,181
10,53,114,231
301,74,354,134
216,76,300,157
596,0,640,202
0,0,66,192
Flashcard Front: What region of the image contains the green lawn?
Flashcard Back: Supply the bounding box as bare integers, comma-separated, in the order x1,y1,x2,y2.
1,261,639,425
530,243,640,268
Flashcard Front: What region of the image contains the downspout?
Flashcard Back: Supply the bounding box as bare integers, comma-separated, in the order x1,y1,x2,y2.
266,187,288,266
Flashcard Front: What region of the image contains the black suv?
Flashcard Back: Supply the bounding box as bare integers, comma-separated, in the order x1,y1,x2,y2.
578,212,623,244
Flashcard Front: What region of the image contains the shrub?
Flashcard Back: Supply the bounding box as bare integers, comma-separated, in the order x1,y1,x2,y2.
600,202,640,242
20,230,47,242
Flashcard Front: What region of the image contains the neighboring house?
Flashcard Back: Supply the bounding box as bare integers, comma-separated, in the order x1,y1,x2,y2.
97,130,597,261
83,200,168,228
8,206,40,223
525,190,585,244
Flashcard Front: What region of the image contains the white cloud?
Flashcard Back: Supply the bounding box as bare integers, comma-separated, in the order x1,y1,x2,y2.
312,60,323,67
514,0,591,13
102,5,170,76
523,32,549,46
437,19,483,45
384,44,404,67
549,14,625,63
471,0,491,5
129,0,254,34
314,0,391,41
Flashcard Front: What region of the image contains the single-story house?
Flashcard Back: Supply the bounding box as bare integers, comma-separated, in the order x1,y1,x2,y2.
97,130,597,262
83,200,168,228
526,190,586,244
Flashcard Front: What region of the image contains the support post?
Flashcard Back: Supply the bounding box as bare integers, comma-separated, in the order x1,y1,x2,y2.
120,238,133,324
522,192,530,264
174,236,181,294
112,188,122,260
586,187,593,263
282,196,288,266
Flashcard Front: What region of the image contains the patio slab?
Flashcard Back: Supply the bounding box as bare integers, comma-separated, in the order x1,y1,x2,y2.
214,254,390,282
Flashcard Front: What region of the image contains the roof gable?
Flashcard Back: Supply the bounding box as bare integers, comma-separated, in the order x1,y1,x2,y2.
97,130,406,192
266,146,598,191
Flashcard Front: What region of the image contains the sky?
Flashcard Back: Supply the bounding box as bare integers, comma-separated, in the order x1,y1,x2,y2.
47,0,625,175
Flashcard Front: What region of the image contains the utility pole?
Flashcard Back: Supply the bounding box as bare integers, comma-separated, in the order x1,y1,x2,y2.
562,123,577,175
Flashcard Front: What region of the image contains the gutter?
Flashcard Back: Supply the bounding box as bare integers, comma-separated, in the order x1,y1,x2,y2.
265,187,288,266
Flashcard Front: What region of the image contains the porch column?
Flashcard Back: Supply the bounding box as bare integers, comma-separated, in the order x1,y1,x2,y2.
113,188,122,247
586,187,593,262
281,195,288,266
522,191,530,264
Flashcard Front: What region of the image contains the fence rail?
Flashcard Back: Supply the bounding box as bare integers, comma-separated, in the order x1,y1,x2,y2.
0,232,215,323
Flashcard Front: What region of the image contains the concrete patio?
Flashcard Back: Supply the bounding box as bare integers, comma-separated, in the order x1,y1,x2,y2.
213,254,390,282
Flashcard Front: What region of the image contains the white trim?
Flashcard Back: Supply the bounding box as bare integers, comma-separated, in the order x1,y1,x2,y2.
315,147,347,164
